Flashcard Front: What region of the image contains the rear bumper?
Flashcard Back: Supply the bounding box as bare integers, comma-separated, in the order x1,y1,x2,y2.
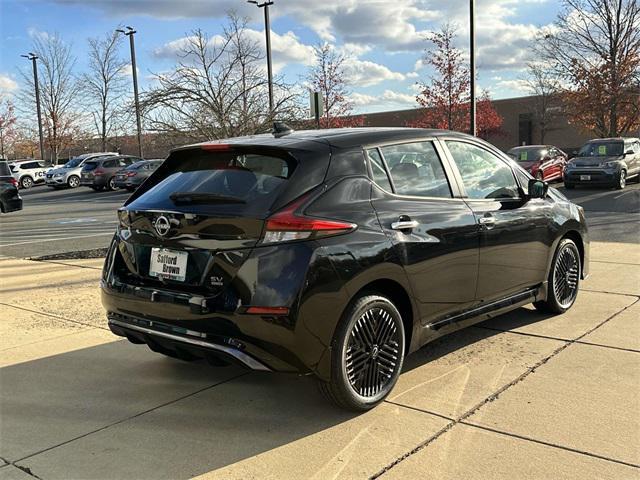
1,197,22,213
113,179,140,189
107,313,272,371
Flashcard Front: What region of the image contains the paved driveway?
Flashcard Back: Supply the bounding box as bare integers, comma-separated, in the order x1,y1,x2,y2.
0,242,638,479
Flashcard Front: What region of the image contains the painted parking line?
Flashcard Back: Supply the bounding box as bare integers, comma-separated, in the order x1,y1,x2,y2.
0,232,114,248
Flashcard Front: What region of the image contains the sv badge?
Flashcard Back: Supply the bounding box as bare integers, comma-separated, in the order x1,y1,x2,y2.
210,276,224,287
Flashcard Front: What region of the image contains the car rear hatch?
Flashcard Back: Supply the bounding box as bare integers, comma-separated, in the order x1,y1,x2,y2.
113,140,331,296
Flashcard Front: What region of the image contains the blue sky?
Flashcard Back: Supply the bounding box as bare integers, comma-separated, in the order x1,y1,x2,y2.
0,0,562,113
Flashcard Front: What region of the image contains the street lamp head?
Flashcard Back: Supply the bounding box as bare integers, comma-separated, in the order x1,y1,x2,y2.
116,29,126,34
21,53,38,60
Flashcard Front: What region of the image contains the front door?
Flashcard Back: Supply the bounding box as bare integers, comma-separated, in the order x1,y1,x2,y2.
443,139,553,303
367,141,480,324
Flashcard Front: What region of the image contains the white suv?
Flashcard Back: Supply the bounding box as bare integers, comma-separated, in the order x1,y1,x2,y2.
9,160,49,189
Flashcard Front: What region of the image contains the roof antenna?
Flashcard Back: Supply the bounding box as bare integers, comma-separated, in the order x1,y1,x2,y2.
272,122,294,138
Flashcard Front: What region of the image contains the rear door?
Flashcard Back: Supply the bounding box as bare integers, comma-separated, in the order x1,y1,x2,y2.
442,139,553,303
368,140,479,325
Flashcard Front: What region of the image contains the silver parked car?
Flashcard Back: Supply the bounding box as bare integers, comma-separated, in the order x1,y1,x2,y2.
45,152,117,189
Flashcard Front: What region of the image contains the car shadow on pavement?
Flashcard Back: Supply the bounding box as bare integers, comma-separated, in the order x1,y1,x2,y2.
1,319,518,478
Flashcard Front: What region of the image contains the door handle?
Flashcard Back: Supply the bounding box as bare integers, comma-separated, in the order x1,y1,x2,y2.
391,220,419,231
478,216,495,228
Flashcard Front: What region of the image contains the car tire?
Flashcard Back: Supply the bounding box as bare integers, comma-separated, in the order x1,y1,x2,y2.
20,176,33,189
317,294,405,411
67,175,80,188
616,170,626,190
564,182,575,190
106,177,116,191
534,238,581,314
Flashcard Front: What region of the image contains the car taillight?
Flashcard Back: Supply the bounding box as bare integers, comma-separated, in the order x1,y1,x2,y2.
126,171,137,177
94,168,105,176
9,178,18,187
262,193,356,244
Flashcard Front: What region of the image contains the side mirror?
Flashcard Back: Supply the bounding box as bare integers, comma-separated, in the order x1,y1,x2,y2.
528,179,548,199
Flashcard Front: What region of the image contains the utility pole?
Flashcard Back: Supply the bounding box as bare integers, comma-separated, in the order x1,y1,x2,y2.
21,53,46,162
249,1,275,116
116,26,143,157
469,0,477,136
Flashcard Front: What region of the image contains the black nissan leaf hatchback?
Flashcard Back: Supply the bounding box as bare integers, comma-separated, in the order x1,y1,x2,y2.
102,127,589,411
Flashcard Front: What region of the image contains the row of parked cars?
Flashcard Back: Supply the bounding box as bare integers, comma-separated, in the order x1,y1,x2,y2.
506,137,640,189
7,153,164,192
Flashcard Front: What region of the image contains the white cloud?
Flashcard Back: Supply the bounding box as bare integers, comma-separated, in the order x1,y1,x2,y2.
0,75,18,94
351,89,416,110
494,78,531,93
345,60,405,87
27,27,50,41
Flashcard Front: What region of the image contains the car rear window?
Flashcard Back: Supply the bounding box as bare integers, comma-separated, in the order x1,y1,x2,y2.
128,149,295,216
0,162,11,176
508,147,546,162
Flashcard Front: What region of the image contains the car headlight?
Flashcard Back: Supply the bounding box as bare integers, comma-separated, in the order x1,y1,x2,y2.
603,161,619,168
54,173,63,177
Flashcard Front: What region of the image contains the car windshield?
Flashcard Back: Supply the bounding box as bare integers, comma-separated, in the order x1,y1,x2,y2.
578,141,623,157
130,150,294,215
64,158,84,168
507,147,545,162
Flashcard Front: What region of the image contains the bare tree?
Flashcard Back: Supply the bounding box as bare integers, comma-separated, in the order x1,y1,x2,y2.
82,31,128,152
537,0,640,136
142,14,299,140
307,43,362,128
0,97,17,159
523,62,562,143
19,33,80,163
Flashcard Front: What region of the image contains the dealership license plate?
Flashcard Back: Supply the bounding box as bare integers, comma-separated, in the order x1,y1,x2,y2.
580,175,591,181
149,248,188,282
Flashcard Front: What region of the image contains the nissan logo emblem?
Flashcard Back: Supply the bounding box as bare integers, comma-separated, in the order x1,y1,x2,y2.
154,215,171,237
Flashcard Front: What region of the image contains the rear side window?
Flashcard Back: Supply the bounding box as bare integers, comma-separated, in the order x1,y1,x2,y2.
129,149,295,215
83,162,98,171
366,149,392,191
380,141,452,198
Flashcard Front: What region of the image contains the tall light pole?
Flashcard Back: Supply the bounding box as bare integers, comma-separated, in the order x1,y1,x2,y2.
248,1,275,116
116,26,143,157
21,53,45,162
469,0,477,136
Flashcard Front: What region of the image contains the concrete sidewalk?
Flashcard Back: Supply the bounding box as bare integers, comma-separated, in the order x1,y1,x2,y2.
0,243,638,479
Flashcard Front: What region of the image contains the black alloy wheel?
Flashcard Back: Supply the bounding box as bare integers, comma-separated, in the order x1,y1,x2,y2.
107,177,116,191
535,238,580,313
318,294,405,411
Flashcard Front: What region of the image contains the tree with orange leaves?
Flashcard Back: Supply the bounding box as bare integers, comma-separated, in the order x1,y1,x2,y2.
537,0,639,137
412,24,503,139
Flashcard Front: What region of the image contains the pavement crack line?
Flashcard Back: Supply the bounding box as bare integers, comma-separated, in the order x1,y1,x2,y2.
370,298,640,479
0,302,110,331
12,372,250,465
472,325,640,354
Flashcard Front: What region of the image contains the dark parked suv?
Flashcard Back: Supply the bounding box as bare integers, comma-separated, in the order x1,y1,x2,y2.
80,155,141,191
0,161,22,213
102,127,589,411
564,137,640,189
113,159,164,191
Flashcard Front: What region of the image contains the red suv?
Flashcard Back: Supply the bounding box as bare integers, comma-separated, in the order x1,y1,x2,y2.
507,145,567,182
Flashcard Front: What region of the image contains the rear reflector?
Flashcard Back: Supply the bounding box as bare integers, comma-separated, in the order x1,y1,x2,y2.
262,194,356,244
246,306,289,315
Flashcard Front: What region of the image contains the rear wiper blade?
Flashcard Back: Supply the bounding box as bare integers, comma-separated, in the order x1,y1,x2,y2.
169,192,246,204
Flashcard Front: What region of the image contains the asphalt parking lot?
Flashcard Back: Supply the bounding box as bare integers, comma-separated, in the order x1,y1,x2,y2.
0,182,639,479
